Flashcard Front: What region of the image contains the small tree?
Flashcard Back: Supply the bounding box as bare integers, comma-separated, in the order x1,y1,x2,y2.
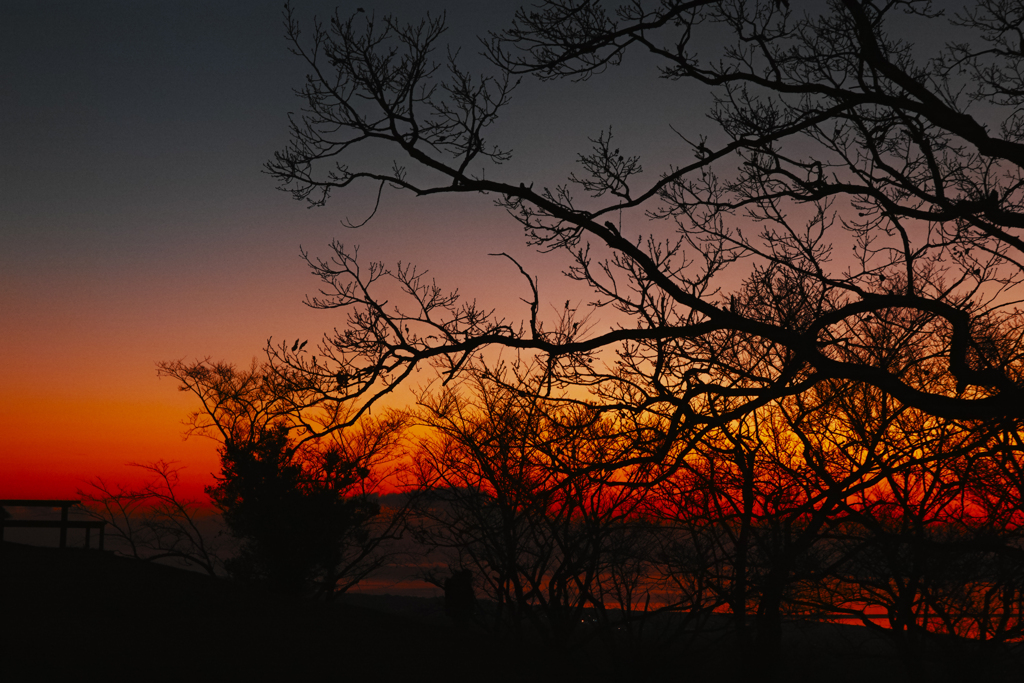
159,357,408,596
208,424,381,595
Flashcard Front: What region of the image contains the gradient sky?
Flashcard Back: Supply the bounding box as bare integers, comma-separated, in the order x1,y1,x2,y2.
2,0,707,499
3,1,966,500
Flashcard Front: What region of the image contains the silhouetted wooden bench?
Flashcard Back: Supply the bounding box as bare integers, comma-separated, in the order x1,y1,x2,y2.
0,500,106,550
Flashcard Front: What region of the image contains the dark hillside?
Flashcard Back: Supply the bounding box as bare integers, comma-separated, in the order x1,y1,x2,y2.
3,542,1021,681
1,542,513,680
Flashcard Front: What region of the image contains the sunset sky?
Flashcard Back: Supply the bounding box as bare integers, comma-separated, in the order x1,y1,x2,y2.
1,0,707,498
7,3,1020,663
4,0,967,500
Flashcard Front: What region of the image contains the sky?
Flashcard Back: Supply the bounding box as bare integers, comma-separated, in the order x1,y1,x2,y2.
1,1,974,501
1,0,710,499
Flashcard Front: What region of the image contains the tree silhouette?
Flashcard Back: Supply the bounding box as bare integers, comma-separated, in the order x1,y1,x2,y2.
79,460,225,576
207,424,381,595
159,358,408,596
805,415,1024,676
267,1,1024,432
409,367,661,651
261,0,1024,673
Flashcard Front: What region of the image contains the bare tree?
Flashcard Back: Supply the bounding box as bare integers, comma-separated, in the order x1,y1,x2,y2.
809,417,1024,674
267,1,1024,437
408,367,657,650
79,460,225,576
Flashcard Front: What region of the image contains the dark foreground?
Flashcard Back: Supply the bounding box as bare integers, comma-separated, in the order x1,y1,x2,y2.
2,542,1021,682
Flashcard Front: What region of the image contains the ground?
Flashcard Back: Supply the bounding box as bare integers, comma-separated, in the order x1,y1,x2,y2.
2,542,1020,681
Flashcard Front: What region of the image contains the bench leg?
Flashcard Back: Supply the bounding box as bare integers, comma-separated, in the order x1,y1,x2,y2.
59,506,68,549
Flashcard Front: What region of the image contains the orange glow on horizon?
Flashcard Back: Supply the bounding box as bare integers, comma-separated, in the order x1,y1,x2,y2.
0,391,220,501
